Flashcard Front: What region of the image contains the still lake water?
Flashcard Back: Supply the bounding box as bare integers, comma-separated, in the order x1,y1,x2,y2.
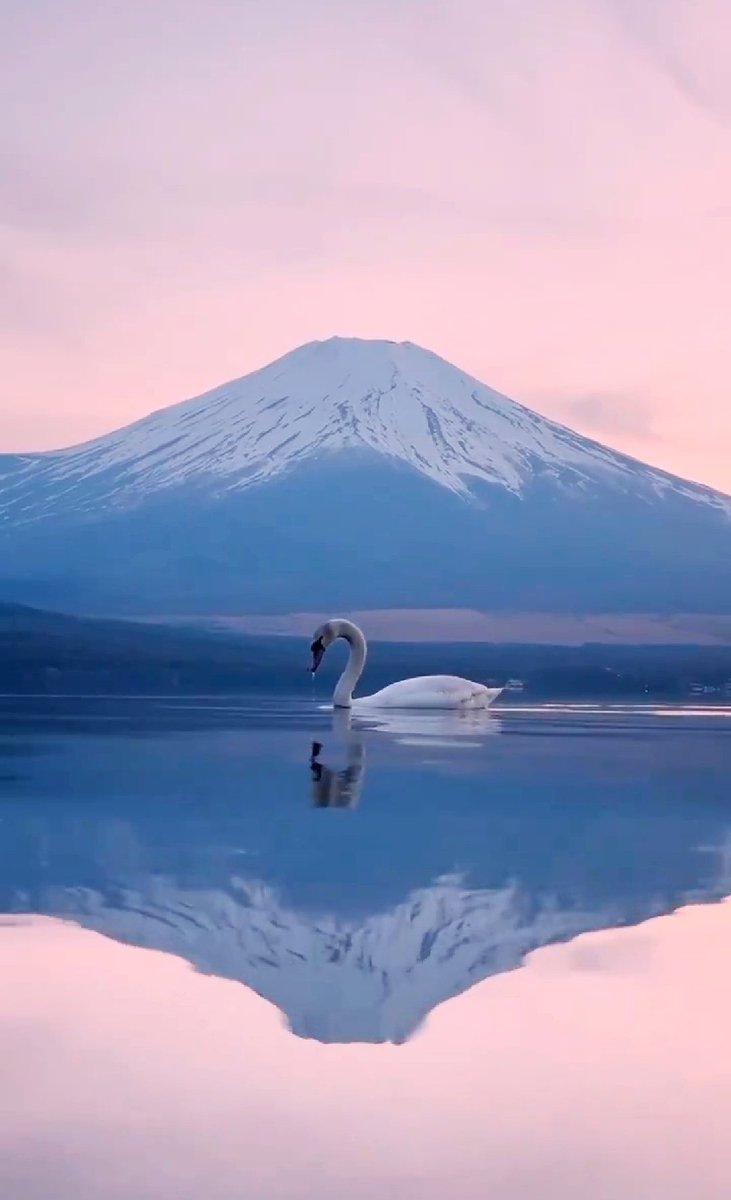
1,695,730,1198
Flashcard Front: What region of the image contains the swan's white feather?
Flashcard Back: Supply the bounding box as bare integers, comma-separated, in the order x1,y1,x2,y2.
353,675,501,710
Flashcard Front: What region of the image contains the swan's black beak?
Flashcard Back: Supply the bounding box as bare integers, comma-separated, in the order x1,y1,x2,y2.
310,638,325,674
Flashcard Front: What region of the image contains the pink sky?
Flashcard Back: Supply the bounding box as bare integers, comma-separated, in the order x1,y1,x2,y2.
2,901,731,1197
2,1,730,491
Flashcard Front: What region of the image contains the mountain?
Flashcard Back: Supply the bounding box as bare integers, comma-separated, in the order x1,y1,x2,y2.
23,875,645,1044
34,865,731,1045
3,694,730,1043
3,782,730,1045
2,337,730,615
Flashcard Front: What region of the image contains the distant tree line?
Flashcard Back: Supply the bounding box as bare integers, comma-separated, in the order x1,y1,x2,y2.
1,604,729,699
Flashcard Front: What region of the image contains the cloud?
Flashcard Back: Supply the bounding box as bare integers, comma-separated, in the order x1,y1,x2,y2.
555,392,661,442
0,245,70,340
607,0,731,126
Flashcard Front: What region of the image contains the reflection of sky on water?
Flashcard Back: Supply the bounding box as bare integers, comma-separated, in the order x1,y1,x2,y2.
1,698,730,1195
0,699,729,1047
2,896,731,1200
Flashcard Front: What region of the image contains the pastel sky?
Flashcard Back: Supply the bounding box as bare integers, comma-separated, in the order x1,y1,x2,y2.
3,903,731,1198
2,0,730,491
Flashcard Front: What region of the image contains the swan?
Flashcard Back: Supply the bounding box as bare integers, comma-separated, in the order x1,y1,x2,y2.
309,618,502,710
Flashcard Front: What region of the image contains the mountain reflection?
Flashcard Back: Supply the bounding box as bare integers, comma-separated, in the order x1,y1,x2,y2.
0,702,729,1045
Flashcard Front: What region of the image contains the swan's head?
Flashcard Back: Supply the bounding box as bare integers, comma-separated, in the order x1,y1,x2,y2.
309,620,337,673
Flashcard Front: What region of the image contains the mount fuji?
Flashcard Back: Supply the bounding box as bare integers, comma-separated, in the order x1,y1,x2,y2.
4,768,731,1045
3,708,731,1045
2,337,730,616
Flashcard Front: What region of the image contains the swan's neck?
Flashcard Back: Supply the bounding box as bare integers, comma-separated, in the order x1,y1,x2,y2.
332,620,367,708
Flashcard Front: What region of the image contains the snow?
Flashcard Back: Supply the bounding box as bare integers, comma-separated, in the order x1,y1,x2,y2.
2,337,730,522
37,873,612,1043
30,857,730,1044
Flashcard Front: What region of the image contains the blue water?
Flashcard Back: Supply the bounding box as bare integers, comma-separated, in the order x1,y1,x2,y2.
0,697,729,1197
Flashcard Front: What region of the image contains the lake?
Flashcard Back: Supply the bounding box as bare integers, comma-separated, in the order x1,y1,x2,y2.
1,696,730,1198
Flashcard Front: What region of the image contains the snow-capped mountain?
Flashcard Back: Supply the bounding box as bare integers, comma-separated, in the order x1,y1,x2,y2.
4,337,730,514
3,714,731,1045
28,875,630,1044
2,337,730,614
15,860,731,1044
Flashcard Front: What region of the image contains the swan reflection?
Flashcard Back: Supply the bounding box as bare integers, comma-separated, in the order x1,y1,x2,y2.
309,707,501,807
310,735,365,808
353,705,502,745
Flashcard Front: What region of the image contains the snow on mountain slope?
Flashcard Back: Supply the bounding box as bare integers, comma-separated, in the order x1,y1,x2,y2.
32,875,616,1042
29,869,727,1045
3,337,730,522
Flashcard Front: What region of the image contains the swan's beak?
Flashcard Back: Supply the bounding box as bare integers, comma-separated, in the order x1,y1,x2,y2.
310,639,325,674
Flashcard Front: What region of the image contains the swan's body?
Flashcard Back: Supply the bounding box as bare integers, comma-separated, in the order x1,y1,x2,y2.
309,619,502,710
353,675,497,710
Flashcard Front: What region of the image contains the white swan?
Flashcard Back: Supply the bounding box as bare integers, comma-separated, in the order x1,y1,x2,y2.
309,618,502,710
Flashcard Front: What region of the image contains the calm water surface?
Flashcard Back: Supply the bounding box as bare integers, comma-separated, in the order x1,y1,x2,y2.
0,696,730,1198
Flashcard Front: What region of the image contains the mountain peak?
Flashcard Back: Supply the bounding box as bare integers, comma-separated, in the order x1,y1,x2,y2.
2,336,730,618
4,336,728,517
